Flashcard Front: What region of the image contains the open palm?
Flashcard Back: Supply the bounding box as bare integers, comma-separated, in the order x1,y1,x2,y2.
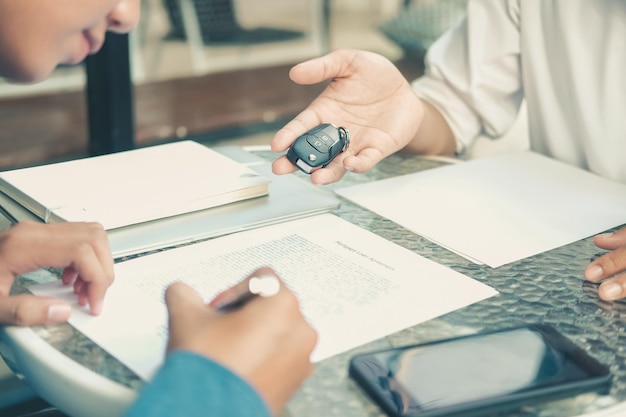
271,49,424,185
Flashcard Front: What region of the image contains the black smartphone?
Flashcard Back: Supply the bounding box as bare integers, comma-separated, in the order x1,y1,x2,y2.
349,324,611,417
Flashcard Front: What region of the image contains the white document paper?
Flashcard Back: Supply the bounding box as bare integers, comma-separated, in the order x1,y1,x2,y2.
30,214,497,381
0,141,270,230
336,151,626,267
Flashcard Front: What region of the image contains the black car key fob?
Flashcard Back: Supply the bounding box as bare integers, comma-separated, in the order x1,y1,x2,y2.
286,123,350,174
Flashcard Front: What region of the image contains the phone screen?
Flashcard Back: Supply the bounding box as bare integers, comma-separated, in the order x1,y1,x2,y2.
349,325,611,417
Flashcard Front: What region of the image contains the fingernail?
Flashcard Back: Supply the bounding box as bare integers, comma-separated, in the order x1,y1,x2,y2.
90,301,103,316
596,232,615,239
601,282,622,300
586,265,604,281
47,304,72,322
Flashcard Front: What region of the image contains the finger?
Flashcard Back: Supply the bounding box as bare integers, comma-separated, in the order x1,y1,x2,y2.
73,278,86,306
71,247,110,316
5,222,114,315
89,222,116,287
164,282,211,353
271,108,323,153
241,271,298,324
309,159,348,185
208,280,254,309
209,267,282,309
307,144,366,185
0,295,72,326
288,49,359,85
80,223,115,314
61,265,79,285
271,155,299,176
594,228,626,250
597,274,626,301
585,247,626,283
343,146,388,173
165,281,207,323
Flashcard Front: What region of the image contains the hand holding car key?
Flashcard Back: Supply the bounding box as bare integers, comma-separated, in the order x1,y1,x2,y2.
286,123,350,174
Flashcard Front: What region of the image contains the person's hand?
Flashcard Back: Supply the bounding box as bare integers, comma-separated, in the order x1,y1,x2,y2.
584,226,626,300
165,267,317,415
271,49,426,185
0,221,114,326
272,49,456,185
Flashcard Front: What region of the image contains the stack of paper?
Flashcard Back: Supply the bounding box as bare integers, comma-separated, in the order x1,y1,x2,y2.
0,141,270,230
0,146,342,258
336,151,626,267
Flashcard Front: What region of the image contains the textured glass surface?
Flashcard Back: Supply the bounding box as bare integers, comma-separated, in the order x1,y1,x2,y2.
11,151,626,417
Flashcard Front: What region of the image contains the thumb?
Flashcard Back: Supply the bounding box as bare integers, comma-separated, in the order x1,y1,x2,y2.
289,49,355,85
0,295,72,326
164,282,210,325
164,282,212,354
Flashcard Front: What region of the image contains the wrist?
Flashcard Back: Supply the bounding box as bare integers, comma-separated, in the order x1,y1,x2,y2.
405,98,456,156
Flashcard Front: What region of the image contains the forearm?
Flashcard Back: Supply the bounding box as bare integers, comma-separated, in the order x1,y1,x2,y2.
401,99,457,157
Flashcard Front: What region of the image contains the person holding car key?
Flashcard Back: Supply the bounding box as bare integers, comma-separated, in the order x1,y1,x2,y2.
272,0,626,302
0,2,317,416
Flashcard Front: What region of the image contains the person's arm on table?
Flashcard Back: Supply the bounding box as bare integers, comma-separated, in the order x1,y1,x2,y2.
0,221,113,326
123,267,317,417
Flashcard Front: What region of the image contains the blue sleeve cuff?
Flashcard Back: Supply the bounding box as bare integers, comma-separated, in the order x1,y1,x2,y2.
122,350,271,417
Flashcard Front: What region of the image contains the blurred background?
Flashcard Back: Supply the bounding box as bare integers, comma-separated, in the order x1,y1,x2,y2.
0,0,471,171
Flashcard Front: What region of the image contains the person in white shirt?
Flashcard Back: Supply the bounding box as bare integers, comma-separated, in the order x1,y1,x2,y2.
271,0,626,300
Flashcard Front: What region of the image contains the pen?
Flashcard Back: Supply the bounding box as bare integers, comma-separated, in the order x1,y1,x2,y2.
216,274,281,312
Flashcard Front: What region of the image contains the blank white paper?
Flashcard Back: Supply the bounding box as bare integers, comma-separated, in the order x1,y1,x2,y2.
336,151,626,267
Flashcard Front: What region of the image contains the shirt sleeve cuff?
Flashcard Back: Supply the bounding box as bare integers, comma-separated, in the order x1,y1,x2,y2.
122,350,271,417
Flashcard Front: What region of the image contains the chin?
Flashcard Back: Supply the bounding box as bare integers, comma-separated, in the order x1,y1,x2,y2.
0,48,63,83
3,65,58,84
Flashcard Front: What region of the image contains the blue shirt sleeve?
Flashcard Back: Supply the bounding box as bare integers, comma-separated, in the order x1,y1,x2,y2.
122,350,271,417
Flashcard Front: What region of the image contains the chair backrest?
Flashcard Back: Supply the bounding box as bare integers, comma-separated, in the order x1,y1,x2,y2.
163,0,241,41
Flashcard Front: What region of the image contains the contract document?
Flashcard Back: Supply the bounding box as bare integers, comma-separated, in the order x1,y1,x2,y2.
30,214,497,381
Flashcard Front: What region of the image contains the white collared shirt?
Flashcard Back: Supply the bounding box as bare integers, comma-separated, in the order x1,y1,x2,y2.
413,0,626,183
